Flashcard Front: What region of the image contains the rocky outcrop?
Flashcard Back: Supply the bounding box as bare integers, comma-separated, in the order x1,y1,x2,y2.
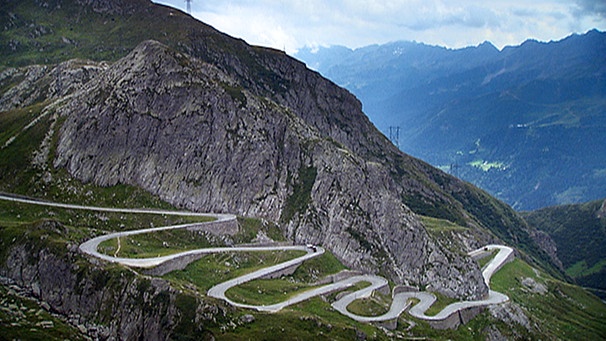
488,302,537,336
528,229,564,270
0,59,106,112
45,40,488,299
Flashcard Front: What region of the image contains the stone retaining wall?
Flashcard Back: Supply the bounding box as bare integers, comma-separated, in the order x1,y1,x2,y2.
393,285,419,295
143,253,207,276
428,306,485,330
260,262,301,279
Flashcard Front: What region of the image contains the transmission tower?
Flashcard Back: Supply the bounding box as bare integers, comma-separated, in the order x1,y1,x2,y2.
450,162,460,177
185,0,192,14
389,126,400,148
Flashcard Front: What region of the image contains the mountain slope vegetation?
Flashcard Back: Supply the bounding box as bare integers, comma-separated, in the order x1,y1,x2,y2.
523,199,606,298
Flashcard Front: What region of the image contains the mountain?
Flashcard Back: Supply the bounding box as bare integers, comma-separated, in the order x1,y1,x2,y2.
0,0,603,339
523,199,606,298
296,31,606,211
0,0,567,295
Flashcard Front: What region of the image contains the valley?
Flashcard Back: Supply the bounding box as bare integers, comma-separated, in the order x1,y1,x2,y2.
523,199,606,298
296,30,606,211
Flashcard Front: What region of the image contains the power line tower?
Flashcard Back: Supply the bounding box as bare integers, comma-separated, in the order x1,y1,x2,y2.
389,126,400,148
185,0,192,14
450,162,460,177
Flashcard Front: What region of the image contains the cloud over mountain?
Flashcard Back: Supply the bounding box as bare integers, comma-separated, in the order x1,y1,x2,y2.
155,0,605,53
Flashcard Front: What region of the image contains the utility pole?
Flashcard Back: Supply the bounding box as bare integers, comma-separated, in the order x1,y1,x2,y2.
185,0,192,14
389,126,400,148
450,162,460,177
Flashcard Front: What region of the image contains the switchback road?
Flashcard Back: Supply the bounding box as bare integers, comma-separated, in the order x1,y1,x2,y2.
1,193,513,324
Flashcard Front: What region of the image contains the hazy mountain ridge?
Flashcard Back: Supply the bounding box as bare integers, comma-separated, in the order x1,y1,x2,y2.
296,30,606,210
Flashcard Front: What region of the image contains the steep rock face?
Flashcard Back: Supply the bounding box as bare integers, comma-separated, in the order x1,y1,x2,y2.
51,40,487,299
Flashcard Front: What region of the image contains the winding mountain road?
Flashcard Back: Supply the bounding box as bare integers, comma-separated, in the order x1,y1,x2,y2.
1,193,513,324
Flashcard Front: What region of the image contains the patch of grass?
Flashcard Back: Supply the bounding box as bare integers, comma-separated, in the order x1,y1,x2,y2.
566,260,588,277
290,251,346,283
346,291,391,317
225,279,320,306
477,249,498,269
421,215,467,232
0,199,213,239
211,302,388,340
566,259,606,277
280,166,317,223
402,310,516,340
0,102,48,146
325,281,372,303
401,193,467,227
0,219,85,271
288,297,387,340
233,217,285,244
220,82,247,108
491,258,544,292
164,251,306,292
98,227,216,258
422,291,459,317
0,104,49,194
345,227,372,252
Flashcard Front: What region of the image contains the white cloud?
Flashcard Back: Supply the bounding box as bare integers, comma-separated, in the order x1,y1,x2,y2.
153,0,606,53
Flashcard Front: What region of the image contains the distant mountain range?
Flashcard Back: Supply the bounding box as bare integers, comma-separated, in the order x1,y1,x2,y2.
296,30,606,210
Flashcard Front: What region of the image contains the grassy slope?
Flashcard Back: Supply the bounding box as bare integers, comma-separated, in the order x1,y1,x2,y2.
1,0,187,69
522,199,606,293
491,258,606,340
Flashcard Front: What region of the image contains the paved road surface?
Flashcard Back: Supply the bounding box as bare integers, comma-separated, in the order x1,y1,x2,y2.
1,193,514,323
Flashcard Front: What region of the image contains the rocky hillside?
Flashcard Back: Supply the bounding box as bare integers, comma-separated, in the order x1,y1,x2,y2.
0,0,563,301
296,30,606,211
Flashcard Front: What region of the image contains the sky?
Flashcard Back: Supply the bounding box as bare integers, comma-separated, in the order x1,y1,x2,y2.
152,0,606,54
